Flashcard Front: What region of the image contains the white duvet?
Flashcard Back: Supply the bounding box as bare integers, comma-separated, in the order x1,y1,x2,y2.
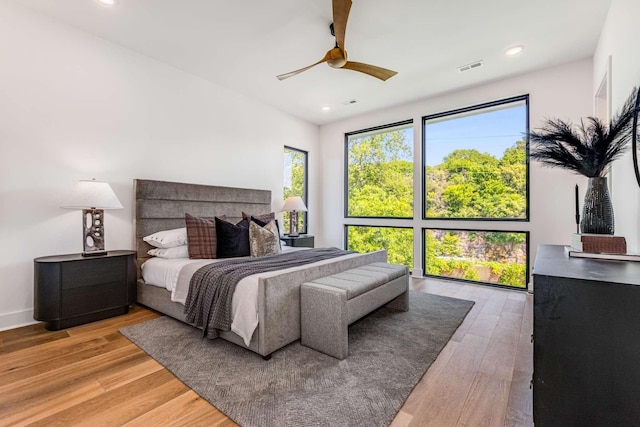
141,248,362,347
141,256,260,346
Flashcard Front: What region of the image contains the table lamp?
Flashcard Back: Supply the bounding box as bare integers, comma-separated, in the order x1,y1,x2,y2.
61,179,123,256
282,196,307,237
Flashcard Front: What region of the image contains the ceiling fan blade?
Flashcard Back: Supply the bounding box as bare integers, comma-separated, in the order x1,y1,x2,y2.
276,51,332,80
341,61,398,81
332,0,352,49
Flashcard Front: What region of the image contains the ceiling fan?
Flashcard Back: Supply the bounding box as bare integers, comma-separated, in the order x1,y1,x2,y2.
276,0,397,81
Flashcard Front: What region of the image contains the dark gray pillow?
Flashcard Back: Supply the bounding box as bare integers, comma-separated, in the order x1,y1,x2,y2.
242,211,275,223
215,217,250,258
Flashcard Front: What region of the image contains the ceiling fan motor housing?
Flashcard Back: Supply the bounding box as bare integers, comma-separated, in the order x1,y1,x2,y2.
328,48,348,68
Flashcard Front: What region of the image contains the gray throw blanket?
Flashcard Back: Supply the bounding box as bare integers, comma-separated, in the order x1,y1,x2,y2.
185,247,354,339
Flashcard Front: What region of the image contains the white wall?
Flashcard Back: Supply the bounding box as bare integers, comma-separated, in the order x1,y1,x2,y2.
594,0,640,252
0,2,320,330
320,58,594,284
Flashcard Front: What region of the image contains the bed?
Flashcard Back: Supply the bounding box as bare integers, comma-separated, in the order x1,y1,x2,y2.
134,179,387,359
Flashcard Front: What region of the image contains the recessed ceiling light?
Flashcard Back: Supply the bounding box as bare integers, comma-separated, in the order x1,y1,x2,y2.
97,0,116,6
505,45,524,57
321,106,331,112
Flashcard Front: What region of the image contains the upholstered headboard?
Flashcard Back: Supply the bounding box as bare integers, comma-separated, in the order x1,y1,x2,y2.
134,179,272,277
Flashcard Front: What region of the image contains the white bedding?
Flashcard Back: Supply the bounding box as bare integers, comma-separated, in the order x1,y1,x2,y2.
141,247,362,347
141,256,259,345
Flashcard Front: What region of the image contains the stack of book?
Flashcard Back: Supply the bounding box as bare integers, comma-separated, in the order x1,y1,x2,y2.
570,233,627,253
567,234,640,261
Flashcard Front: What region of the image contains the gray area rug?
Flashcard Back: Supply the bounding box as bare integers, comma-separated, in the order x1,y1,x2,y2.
120,291,474,427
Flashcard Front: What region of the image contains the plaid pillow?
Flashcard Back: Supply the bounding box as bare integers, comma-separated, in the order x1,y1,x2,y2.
185,213,226,259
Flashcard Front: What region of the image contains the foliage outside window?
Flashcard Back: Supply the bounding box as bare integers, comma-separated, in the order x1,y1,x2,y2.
424,229,528,288
346,122,414,218
346,226,413,267
284,147,307,234
424,97,528,220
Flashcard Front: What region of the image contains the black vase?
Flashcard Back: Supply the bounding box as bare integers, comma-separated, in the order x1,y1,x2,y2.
580,177,615,234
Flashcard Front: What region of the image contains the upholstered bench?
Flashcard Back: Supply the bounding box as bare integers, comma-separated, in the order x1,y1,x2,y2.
300,262,409,359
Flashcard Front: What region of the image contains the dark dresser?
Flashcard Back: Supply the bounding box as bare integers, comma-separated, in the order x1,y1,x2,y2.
34,250,136,330
533,244,640,426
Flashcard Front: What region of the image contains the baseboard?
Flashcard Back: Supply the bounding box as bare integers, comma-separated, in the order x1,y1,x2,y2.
0,308,37,332
411,268,423,278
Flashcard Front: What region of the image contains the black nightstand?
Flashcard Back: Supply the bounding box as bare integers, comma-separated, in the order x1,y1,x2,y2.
281,235,315,248
34,250,136,330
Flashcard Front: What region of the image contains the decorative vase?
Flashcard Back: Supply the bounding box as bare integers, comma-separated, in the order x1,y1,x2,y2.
580,177,614,234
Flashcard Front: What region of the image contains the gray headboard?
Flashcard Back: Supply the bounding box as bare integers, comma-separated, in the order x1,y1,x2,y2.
134,179,272,276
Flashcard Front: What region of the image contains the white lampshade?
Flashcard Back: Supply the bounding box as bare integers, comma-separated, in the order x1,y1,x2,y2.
61,179,123,210
282,196,307,212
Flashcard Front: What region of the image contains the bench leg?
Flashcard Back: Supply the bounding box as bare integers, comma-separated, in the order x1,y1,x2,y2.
385,290,409,312
301,283,348,360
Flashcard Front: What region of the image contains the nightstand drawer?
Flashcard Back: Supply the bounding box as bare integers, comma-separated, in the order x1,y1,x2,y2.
61,257,125,289
62,281,127,317
281,235,314,248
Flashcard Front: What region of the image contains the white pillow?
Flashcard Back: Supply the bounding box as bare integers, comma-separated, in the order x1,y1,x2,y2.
143,227,187,248
147,245,189,259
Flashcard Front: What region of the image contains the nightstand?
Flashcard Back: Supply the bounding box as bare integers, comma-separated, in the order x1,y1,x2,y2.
34,250,136,330
281,235,315,248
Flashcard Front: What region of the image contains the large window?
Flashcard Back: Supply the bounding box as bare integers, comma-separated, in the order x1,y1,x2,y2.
424,229,528,288
346,121,413,218
344,121,414,266
284,146,308,234
422,96,529,289
424,96,528,220
345,226,413,267
341,97,531,290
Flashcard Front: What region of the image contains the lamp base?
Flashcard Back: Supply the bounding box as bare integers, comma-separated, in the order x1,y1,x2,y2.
288,210,300,237
82,208,106,255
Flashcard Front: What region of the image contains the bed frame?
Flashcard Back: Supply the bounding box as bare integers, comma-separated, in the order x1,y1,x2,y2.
134,178,387,358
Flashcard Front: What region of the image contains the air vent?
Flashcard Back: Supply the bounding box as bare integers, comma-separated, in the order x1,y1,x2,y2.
457,60,484,73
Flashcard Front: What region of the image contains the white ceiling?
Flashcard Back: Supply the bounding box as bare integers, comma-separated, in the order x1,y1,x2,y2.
15,0,612,125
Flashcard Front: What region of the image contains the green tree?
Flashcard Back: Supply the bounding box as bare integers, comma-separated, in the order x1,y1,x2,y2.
347,130,413,218
347,226,413,267
425,142,526,219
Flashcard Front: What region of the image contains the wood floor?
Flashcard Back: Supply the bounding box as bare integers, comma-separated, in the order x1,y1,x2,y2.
0,278,533,426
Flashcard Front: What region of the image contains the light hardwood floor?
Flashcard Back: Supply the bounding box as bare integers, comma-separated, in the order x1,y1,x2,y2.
0,278,533,426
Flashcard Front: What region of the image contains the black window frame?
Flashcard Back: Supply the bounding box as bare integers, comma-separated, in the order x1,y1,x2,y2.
421,95,530,222
344,119,414,219
422,227,530,291
284,145,309,234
